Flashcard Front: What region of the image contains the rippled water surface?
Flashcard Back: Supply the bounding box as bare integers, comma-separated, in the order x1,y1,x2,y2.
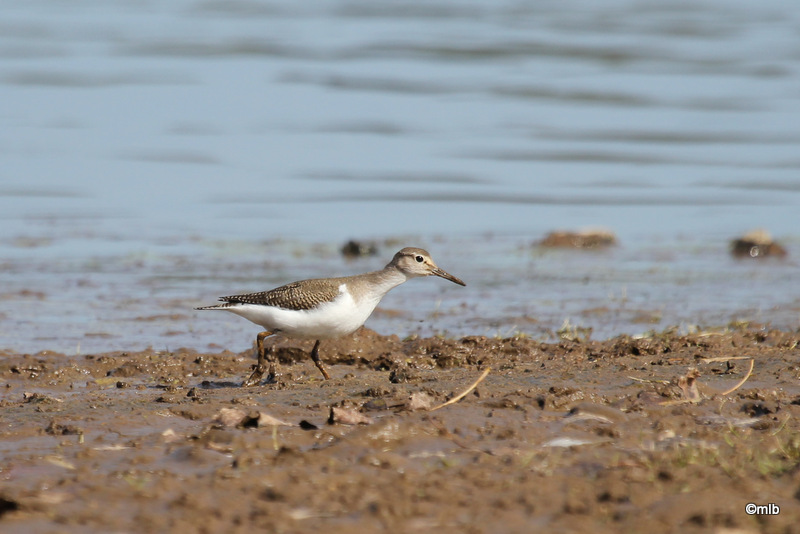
1,0,799,354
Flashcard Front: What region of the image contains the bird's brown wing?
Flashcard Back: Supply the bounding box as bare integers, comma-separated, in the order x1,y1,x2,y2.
219,278,343,311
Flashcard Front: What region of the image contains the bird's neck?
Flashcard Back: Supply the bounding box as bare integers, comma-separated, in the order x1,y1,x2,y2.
347,265,409,306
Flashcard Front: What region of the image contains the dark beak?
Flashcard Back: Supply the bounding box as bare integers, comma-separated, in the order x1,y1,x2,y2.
432,267,466,286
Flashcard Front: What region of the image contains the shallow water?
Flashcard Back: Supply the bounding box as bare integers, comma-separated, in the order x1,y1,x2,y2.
1,0,799,354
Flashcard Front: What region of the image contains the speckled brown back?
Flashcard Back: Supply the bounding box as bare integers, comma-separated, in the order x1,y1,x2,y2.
218,278,344,311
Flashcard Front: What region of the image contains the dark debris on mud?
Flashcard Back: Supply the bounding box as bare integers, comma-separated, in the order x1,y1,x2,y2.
1,327,800,533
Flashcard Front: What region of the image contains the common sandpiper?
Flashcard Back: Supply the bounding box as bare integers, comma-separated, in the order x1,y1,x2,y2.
197,247,465,386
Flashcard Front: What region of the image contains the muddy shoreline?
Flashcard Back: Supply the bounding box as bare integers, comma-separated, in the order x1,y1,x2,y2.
2,327,799,533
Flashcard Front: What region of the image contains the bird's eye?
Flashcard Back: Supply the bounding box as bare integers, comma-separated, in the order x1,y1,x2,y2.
415,255,424,263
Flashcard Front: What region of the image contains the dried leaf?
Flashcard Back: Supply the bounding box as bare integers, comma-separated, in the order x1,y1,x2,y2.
329,406,373,425
213,407,247,428
256,412,294,427
406,391,434,411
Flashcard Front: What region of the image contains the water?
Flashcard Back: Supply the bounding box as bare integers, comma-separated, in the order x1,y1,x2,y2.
1,0,799,354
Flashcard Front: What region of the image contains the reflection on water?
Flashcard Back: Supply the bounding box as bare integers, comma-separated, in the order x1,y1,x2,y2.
1,0,799,353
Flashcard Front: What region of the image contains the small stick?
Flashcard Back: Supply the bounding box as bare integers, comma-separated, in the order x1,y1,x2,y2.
628,376,670,385
699,356,753,363
429,367,491,412
721,358,754,396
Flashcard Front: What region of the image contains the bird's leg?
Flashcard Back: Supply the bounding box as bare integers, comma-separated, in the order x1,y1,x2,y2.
309,340,331,380
243,330,275,387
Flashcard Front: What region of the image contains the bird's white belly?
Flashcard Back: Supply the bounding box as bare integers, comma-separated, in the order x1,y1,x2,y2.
224,287,378,339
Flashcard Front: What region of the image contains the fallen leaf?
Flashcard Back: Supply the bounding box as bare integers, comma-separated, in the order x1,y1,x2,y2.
213,407,247,428
329,406,373,425
406,392,434,411
257,412,293,427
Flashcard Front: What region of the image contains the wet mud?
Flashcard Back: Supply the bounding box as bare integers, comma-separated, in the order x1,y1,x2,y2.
2,327,800,533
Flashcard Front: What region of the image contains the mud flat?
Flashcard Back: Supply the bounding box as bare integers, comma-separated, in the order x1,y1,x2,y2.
1,327,800,533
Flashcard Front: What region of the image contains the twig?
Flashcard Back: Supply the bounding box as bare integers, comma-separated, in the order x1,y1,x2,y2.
699,356,753,363
428,367,491,412
628,376,670,385
721,358,754,396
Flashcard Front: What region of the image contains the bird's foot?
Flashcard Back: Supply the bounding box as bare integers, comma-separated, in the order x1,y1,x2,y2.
242,363,280,387
242,365,265,387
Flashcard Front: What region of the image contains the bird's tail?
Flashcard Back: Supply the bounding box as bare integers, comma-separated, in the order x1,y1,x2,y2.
195,302,237,311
